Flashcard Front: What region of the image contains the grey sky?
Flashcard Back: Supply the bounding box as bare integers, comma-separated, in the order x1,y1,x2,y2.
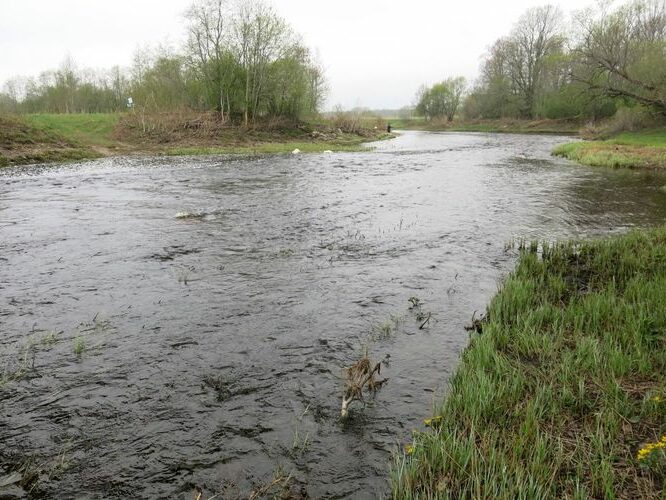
1,0,592,110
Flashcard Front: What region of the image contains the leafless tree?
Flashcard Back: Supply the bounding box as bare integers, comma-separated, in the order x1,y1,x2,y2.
233,1,293,126
185,0,237,119
505,5,565,117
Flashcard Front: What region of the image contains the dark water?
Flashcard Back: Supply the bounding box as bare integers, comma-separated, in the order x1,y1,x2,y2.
1,131,665,498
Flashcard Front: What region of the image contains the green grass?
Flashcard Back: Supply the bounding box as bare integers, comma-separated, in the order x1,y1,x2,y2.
552,142,653,169
392,227,666,498
609,128,666,148
25,113,119,147
0,114,100,167
554,128,666,169
72,337,85,357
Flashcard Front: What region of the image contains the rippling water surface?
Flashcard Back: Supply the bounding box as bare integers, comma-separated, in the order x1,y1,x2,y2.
2,131,666,498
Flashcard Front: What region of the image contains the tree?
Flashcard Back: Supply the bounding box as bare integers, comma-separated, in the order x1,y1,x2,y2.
1,78,24,113
415,77,467,121
505,5,565,117
467,7,565,120
184,0,325,123
304,50,328,115
477,38,523,118
233,1,294,125
572,0,666,114
185,0,240,119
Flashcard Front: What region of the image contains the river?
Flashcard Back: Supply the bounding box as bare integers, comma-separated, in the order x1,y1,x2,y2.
1,131,666,498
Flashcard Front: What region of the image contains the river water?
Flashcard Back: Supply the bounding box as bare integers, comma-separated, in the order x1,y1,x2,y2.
1,131,666,498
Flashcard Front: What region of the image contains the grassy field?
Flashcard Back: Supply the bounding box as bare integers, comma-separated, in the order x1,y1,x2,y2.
554,128,666,169
0,115,100,167
392,228,666,498
25,113,119,148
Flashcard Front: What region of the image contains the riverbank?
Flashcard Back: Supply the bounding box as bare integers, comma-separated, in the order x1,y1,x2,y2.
389,117,581,135
0,113,392,167
392,227,666,498
553,128,666,169
0,115,102,167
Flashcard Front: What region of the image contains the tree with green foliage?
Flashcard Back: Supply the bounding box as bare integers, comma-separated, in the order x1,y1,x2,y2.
415,77,467,121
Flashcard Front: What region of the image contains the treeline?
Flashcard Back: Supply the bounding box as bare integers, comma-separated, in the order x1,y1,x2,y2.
0,0,326,124
417,0,666,122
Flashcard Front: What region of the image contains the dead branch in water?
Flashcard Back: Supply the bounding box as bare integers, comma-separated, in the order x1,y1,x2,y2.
464,310,487,334
418,312,432,329
341,351,388,418
248,470,295,500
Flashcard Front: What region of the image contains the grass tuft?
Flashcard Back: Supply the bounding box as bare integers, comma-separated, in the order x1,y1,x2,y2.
72,337,85,357
553,128,666,169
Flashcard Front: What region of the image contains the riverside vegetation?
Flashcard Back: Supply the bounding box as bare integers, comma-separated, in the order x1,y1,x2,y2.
553,125,666,170
0,112,390,167
392,228,666,498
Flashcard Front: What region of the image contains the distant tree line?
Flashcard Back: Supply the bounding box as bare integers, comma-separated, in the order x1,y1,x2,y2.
415,0,666,122
0,0,327,124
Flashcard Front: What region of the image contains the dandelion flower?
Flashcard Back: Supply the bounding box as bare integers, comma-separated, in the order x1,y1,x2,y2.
637,437,666,460
424,416,443,427
405,444,414,455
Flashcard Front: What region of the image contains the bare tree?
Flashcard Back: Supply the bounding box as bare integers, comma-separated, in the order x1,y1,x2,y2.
505,5,565,117
233,0,293,126
185,0,238,119
305,49,328,114
2,78,25,112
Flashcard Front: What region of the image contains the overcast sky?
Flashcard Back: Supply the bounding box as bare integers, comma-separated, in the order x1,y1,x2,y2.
1,0,594,110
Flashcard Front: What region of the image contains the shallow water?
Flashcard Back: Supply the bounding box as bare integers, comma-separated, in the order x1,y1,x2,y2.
1,131,666,498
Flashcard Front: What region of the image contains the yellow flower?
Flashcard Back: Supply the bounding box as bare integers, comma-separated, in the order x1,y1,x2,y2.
637,438,666,460
651,395,663,403
424,416,443,427
405,444,414,455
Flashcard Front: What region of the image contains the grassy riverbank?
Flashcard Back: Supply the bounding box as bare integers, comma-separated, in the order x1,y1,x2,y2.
393,228,666,498
0,115,101,167
389,117,581,135
0,113,391,167
25,113,120,148
553,128,666,169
